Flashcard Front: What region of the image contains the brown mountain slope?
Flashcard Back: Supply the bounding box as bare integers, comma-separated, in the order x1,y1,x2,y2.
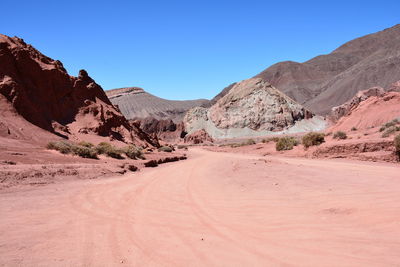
0,34,156,146
255,24,400,114
106,87,209,122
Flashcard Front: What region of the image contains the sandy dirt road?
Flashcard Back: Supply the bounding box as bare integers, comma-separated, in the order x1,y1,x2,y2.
1,148,400,266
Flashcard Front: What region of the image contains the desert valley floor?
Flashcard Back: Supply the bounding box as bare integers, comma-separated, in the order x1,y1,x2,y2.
1,148,399,266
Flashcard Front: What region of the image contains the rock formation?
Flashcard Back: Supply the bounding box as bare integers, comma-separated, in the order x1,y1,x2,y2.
184,78,322,139
0,34,157,146
329,90,400,132
131,117,186,142
329,87,386,122
184,129,214,144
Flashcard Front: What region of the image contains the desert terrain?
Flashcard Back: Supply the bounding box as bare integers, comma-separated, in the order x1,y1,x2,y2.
1,148,400,266
1,20,400,267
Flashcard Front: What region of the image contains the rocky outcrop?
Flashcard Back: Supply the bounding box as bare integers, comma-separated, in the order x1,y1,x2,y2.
184,129,213,144
0,34,156,146
106,87,209,122
209,78,312,131
329,91,400,132
252,24,400,114
131,117,186,142
329,87,386,122
388,81,400,92
312,140,397,163
184,78,321,139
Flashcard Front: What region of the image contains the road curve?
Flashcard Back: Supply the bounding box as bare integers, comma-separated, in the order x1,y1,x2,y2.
1,148,400,266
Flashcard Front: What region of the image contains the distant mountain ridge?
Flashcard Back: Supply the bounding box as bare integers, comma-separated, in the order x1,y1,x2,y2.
256,24,400,114
213,24,400,115
106,87,209,122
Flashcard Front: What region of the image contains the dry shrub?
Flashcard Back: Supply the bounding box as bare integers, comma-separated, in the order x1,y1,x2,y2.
382,126,400,138
333,131,347,140
78,141,94,148
275,137,298,151
47,141,73,154
262,137,280,143
124,145,145,160
380,119,399,132
158,146,173,152
394,134,400,160
47,141,98,159
71,145,98,159
95,142,123,159
302,132,325,148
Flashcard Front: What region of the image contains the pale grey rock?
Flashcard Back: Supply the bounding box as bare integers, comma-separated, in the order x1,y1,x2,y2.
184,78,322,139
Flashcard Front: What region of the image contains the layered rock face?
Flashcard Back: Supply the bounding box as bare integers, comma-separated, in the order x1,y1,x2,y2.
243,24,400,114
209,78,312,131
0,34,156,146
132,117,186,142
184,78,319,139
106,87,209,122
329,87,386,122
328,81,400,131
329,91,400,132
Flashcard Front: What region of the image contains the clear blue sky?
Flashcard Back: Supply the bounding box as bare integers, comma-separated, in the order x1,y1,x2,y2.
1,0,399,100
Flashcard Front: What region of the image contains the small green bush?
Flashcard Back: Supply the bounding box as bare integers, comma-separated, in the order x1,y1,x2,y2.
106,149,124,159
394,134,400,160
302,132,325,148
276,137,298,151
230,143,241,148
158,146,173,152
71,145,98,159
78,141,94,148
262,137,280,143
95,142,123,159
47,141,98,159
46,141,73,154
333,131,347,140
230,139,257,148
244,139,256,145
382,126,400,138
95,142,112,154
124,145,144,160
380,119,399,132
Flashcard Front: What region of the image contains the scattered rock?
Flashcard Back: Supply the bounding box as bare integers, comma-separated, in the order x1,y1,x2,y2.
184,129,214,144
1,160,16,165
144,160,158,167
127,165,138,172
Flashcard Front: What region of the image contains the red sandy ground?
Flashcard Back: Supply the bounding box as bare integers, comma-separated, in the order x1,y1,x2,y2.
0,136,186,190
210,123,398,163
1,147,399,266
